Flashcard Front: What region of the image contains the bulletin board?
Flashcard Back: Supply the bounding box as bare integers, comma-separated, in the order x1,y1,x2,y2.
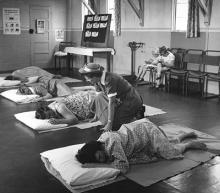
81,14,112,48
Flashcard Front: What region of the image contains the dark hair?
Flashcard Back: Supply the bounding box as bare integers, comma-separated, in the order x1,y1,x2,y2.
75,141,103,164
17,85,33,95
159,46,168,54
35,102,59,119
5,75,20,80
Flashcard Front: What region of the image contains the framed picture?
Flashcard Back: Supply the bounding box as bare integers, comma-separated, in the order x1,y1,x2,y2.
36,19,45,33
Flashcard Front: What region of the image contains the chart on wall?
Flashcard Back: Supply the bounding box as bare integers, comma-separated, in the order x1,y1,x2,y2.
2,8,21,35
81,14,111,46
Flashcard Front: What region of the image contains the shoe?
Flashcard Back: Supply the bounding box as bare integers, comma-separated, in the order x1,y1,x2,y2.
156,76,161,80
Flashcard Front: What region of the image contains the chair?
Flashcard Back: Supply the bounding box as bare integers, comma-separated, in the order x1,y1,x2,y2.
165,48,187,95
203,50,220,99
137,64,156,86
184,49,205,97
54,42,76,71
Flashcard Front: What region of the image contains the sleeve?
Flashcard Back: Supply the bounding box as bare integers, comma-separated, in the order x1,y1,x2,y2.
34,86,48,96
110,140,129,174
164,53,175,67
99,133,129,174
105,76,117,98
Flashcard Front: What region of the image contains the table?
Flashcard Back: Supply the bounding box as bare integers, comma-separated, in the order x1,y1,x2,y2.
64,47,115,72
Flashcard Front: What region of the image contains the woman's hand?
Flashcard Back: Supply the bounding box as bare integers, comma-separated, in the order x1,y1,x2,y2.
48,118,60,125
100,121,112,132
89,115,98,123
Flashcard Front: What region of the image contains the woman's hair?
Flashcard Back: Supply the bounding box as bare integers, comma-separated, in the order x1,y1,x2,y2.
17,85,33,95
159,46,168,55
35,102,59,119
5,75,20,80
75,141,103,164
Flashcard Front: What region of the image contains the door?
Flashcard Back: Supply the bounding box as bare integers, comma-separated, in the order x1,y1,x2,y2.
30,6,52,68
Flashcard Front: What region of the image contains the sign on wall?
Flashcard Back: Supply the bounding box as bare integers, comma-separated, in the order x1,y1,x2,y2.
55,29,64,41
3,8,21,35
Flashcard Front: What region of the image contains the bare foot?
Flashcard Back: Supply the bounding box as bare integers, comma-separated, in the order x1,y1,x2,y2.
187,141,207,150
179,132,198,142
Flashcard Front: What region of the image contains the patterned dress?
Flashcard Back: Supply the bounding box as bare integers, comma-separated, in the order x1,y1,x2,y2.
98,119,184,174
62,91,94,120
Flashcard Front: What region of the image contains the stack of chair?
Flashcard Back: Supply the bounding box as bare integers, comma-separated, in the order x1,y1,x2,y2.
184,49,205,97
203,50,220,99
165,48,187,95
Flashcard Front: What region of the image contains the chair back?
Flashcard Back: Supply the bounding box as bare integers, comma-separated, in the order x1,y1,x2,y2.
183,49,205,72
59,42,76,52
204,50,220,75
170,48,186,70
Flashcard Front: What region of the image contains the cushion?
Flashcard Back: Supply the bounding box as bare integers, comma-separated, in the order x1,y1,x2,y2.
0,77,21,87
14,111,102,132
40,144,120,190
14,111,68,131
0,89,39,103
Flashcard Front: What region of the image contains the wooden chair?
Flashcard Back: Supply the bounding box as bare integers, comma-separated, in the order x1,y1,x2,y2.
203,50,220,99
54,42,76,71
184,49,205,97
165,48,187,95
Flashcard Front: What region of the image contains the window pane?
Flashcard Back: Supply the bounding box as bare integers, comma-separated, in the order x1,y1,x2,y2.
175,0,188,31
176,18,187,31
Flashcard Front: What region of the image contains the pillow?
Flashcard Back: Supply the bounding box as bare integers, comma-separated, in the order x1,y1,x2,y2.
0,78,21,87
0,89,39,103
14,111,68,131
40,144,120,190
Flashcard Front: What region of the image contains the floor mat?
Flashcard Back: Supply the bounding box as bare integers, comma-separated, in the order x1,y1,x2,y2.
124,124,220,187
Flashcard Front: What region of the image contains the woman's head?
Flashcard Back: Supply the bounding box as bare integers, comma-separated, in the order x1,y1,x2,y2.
79,63,104,84
17,85,33,95
75,141,107,164
35,102,60,119
159,46,168,56
152,48,160,58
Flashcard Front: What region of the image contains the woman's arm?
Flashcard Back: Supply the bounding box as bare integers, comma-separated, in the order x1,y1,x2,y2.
49,103,79,125
102,96,116,131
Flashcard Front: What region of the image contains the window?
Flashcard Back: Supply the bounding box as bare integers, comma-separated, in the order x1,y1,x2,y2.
173,0,188,31
82,0,89,29
107,0,115,31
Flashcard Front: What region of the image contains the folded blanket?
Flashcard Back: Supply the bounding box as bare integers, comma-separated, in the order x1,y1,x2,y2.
40,144,122,192
14,111,102,132
0,89,39,103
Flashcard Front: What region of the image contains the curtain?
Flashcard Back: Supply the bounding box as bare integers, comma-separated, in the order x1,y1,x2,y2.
186,0,200,38
113,0,121,36
198,0,213,26
186,0,213,38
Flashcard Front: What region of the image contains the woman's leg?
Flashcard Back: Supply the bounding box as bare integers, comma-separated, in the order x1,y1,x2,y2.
156,63,162,87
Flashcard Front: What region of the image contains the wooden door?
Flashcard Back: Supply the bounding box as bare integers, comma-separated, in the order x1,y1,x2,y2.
30,6,52,68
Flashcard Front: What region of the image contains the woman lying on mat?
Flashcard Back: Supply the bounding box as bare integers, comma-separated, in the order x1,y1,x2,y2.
76,119,207,174
35,90,99,125
16,76,73,102
79,63,145,132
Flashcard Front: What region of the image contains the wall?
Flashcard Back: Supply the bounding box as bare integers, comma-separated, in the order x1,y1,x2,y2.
0,0,67,72
170,0,220,94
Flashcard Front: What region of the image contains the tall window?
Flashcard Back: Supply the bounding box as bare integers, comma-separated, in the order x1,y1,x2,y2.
82,0,89,29
107,0,115,31
174,0,189,31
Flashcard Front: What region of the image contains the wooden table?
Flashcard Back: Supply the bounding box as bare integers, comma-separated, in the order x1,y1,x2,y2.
64,47,115,72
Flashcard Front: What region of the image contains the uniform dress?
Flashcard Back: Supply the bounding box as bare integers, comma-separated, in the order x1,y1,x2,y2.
98,119,184,174
61,91,94,120
94,72,143,130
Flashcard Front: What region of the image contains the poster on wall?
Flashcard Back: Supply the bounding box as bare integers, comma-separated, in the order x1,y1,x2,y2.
3,8,21,35
55,29,64,41
36,19,45,33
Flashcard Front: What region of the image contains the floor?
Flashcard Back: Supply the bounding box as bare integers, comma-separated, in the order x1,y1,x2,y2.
0,70,220,193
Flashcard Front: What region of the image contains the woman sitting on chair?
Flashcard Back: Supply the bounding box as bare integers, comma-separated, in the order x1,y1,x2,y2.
136,48,160,82
155,46,175,88
35,90,97,125
76,119,207,174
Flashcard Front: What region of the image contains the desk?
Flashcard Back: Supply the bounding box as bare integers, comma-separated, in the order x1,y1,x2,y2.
64,47,115,72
